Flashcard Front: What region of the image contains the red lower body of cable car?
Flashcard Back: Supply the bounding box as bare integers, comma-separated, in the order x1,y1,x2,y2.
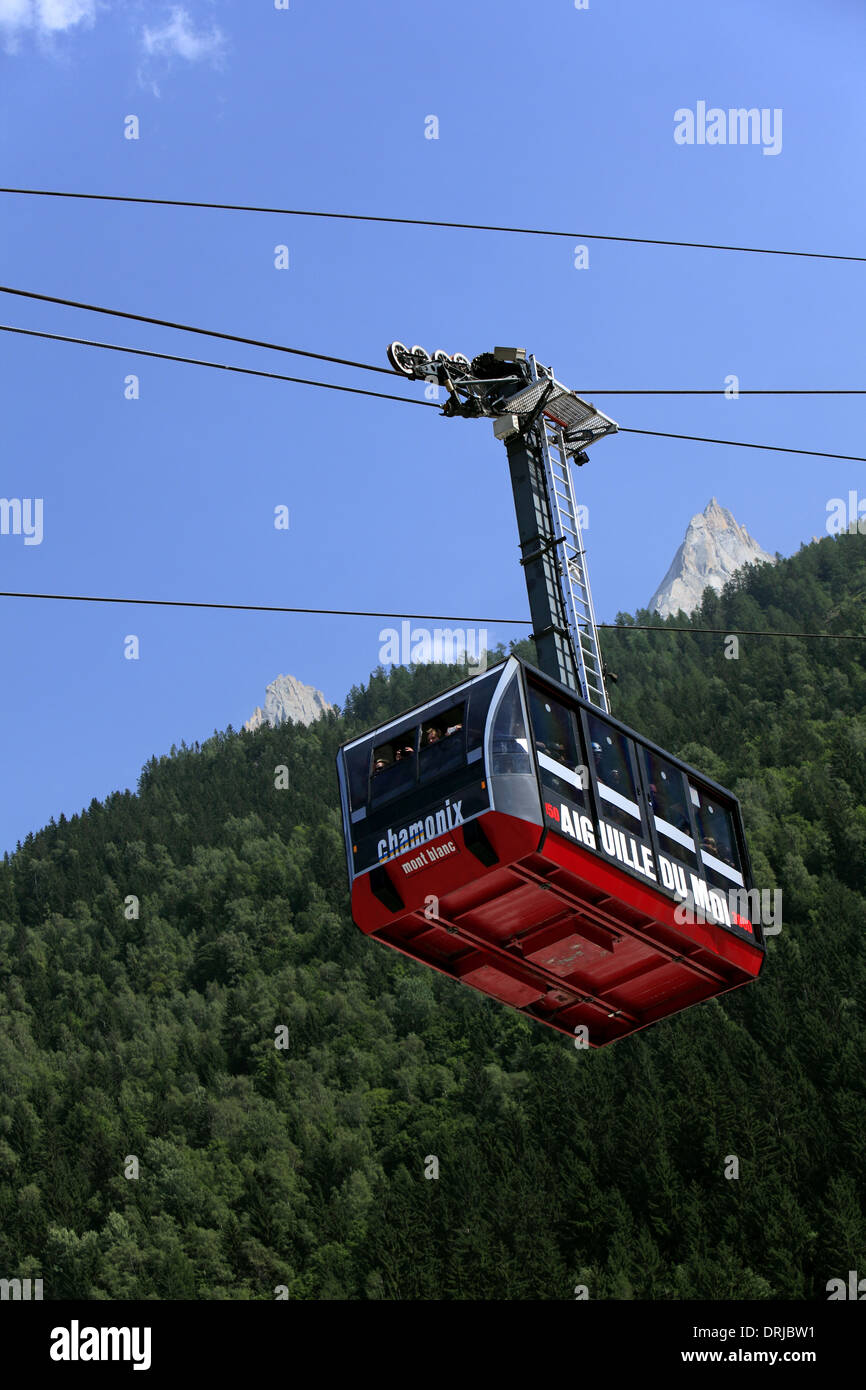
351,809,764,1047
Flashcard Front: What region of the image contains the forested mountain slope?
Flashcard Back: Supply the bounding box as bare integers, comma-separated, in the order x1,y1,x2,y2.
0,534,864,1300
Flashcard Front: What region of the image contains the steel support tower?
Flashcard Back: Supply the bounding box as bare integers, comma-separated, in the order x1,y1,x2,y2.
386,343,617,710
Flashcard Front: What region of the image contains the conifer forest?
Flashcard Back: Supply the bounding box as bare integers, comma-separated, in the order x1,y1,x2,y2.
1,535,864,1300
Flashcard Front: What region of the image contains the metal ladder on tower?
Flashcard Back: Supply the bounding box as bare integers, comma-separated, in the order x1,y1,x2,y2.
536,412,609,712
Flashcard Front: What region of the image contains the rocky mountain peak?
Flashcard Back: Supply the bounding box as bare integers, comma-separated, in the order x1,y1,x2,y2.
245,674,333,732
649,498,774,619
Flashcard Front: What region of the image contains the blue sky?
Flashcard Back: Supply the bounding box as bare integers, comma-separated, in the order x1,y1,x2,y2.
1,0,864,852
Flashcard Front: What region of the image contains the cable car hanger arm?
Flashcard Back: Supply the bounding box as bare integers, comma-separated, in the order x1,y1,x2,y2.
385,341,617,710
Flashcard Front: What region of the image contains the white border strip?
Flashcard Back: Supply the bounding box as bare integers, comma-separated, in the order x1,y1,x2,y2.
598,781,640,818
654,816,694,851
538,751,583,788
701,850,744,886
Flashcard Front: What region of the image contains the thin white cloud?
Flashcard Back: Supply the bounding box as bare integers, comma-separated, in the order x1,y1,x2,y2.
0,0,31,31
0,0,96,33
38,0,95,31
0,1,228,82
141,6,224,63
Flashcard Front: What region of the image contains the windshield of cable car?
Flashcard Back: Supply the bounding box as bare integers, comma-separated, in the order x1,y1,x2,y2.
339,667,504,876
491,681,532,775
370,704,465,808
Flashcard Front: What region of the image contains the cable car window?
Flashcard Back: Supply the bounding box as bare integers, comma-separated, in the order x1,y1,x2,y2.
586,714,641,831
344,744,370,812
370,729,418,806
528,684,587,801
640,748,698,868
690,784,744,885
419,703,466,784
491,680,532,775
467,671,500,757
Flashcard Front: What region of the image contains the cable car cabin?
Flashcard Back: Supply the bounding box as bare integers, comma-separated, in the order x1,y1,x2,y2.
336,657,765,1047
